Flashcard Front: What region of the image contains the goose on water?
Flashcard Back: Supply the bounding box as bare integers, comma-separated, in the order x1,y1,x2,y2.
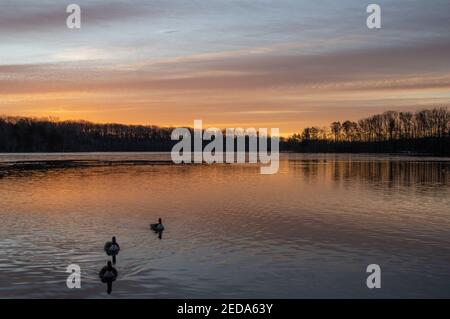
150,218,165,231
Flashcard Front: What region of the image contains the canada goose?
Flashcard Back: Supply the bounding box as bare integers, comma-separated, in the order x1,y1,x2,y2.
104,236,120,264
104,236,120,255
99,261,118,281
150,218,165,231
99,261,118,294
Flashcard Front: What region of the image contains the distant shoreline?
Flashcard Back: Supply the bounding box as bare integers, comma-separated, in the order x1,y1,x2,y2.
0,150,449,157
1,152,450,173
0,159,176,171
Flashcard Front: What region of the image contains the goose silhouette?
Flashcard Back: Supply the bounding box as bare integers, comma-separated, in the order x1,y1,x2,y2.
104,236,120,264
99,261,118,294
150,218,165,232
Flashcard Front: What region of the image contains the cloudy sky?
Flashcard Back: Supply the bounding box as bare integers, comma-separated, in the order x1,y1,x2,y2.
1,0,450,135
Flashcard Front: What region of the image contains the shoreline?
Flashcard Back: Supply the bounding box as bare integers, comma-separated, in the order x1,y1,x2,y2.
1,153,450,172
0,159,179,171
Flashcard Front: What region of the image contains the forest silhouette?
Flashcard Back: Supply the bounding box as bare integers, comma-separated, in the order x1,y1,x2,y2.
285,107,449,155
0,107,448,155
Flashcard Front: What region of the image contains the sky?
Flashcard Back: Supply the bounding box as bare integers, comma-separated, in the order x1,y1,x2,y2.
1,0,450,135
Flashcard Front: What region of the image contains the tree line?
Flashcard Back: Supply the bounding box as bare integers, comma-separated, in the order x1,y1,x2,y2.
283,107,450,155
0,107,449,155
0,116,176,152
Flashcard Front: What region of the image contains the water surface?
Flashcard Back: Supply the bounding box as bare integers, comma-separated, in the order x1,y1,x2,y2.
0,153,449,298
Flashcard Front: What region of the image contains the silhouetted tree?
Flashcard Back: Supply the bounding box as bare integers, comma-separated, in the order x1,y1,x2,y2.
331,122,341,142
284,107,449,155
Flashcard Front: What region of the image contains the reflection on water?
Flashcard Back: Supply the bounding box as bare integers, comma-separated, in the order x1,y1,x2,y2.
291,156,448,188
0,153,449,298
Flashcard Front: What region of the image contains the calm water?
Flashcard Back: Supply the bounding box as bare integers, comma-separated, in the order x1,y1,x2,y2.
0,153,449,298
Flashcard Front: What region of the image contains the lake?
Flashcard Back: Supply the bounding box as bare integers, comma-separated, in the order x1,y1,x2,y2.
0,153,449,298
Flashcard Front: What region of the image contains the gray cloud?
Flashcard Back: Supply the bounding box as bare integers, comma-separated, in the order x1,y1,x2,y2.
1,0,450,97
0,1,159,34
1,37,450,95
